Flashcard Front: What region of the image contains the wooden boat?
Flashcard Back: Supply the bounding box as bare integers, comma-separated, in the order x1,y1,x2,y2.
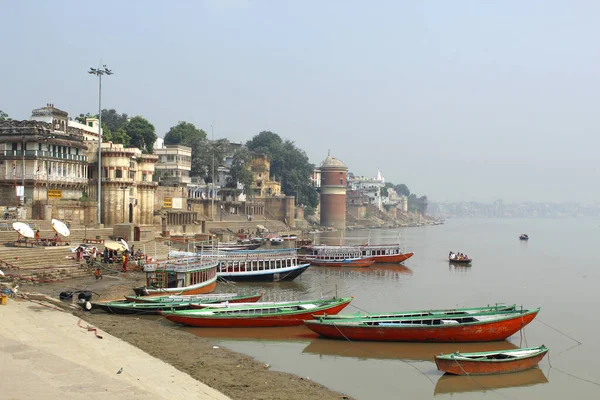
90,300,191,315
125,292,263,304
305,244,414,264
281,234,297,241
269,237,284,245
301,256,376,268
434,345,548,375
160,297,353,327
304,307,540,342
317,304,517,321
170,249,310,282
434,367,548,395
449,257,472,264
132,258,218,297
196,242,261,251
520,234,529,241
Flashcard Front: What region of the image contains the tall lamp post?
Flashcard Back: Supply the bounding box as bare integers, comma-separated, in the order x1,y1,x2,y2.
210,125,215,221
88,64,113,225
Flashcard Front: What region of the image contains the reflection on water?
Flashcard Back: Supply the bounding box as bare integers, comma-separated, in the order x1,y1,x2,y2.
309,263,413,280
434,368,549,395
183,325,316,341
303,339,519,362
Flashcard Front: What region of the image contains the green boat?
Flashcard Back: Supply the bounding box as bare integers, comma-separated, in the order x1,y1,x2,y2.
315,304,517,321
90,300,191,315
124,292,263,304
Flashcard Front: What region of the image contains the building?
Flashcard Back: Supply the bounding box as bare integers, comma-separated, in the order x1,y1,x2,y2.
154,144,192,186
347,170,386,211
319,153,347,229
249,154,281,197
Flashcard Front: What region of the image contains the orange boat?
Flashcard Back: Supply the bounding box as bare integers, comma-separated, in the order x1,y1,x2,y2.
434,345,548,375
300,256,376,268
305,244,414,264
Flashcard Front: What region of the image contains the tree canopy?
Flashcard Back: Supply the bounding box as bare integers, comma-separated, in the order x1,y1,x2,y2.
100,109,129,133
227,147,254,194
164,121,206,145
0,110,10,121
246,131,318,208
124,116,157,153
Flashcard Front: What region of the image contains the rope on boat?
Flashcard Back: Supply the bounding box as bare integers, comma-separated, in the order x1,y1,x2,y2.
547,350,600,387
534,318,582,346
450,359,513,399
330,323,435,386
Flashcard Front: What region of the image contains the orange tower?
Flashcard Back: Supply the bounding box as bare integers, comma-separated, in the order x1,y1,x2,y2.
319,153,347,229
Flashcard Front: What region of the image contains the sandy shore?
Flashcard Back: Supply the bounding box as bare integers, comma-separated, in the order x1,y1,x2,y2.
11,275,354,400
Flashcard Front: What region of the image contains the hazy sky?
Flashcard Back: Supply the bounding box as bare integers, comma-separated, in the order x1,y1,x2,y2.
2,1,598,203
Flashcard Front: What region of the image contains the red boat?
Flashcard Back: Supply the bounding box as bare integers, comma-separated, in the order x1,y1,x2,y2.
300,256,376,268
304,308,539,342
305,244,414,264
435,345,549,375
160,297,353,327
187,294,265,309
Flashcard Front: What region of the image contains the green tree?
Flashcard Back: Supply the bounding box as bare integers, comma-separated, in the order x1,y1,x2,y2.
395,184,410,197
164,121,206,146
192,138,228,180
75,113,93,124
124,116,157,153
227,147,254,194
100,109,129,132
246,131,318,208
0,110,11,121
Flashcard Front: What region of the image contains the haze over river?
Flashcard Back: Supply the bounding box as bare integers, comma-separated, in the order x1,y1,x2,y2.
186,218,600,399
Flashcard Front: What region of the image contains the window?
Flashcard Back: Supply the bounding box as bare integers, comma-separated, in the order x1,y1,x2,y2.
115,169,123,178
142,173,147,181
88,122,93,127
340,179,343,185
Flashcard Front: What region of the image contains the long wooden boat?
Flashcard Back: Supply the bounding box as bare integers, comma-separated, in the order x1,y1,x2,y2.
132,258,218,297
169,249,310,282
317,304,517,321
125,292,263,304
434,345,548,375
304,307,540,342
196,242,261,251
90,300,191,315
305,244,414,264
160,297,353,327
449,257,472,264
300,256,376,268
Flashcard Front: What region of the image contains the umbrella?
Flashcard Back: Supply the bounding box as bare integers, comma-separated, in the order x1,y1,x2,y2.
104,240,127,251
51,219,70,237
120,239,130,252
12,222,35,239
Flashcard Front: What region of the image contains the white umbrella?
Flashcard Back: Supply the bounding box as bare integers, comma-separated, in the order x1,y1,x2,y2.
104,240,126,251
12,222,35,239
120,239,130,252
51,219,70,237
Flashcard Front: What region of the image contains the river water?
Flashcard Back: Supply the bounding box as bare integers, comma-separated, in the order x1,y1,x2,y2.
185,218,600,399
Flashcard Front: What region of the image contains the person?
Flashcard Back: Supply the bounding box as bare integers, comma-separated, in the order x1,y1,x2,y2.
121,251,129,273
35,229,40,243
103,247,109,263
3,207,8,220
94,267,103,280
53,232,59,244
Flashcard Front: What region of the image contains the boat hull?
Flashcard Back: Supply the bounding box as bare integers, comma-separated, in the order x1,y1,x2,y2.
435,348,548,375
303,258,375,268
449,259,472,264
133,278,217,297
91,301,190,315
372,252,414,264
304,310,539,342
188,294,264,309
161,299,352,327
218,264,309,282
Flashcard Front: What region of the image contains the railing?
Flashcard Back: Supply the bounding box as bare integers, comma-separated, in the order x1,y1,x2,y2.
0,173,87,183
143,259,218,272
0,150,87,162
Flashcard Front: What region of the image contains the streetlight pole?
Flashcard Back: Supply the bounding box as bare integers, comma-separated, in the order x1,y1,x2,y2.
210,125,215,221
88,64,113,226
21,136,25,205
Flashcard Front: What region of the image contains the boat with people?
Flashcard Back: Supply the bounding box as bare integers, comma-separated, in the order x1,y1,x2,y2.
160,297,353,327
305,244,413,264
169,249,310,282
520,234,529,241
125,292,263,304
304,307,540,342
316,303,517,321
434,345,549,375
132,258,219,297
300,256,376,268
448,251,472,264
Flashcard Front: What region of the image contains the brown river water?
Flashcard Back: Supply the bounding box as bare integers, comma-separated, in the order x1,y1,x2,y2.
185,218,600,399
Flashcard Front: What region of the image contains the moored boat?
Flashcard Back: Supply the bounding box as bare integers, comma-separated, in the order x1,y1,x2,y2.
302,256,376,268
132,258,218,297
196,242,261,251
305,244,414,264
160,297,353,327
125,292,263,304
90,300,191,314
304,307,540,342
434,345,549,375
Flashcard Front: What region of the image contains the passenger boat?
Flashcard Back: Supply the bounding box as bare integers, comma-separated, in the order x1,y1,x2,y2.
196,242,261,251
132,258,218,297
300,256,376,268
449,257,472,264
304,307,540,342
125,292,263,304
169,249,310,282
160,297,353,327
305,244,414,264
317,304,517,321
434,345,549,375
90,300,191,314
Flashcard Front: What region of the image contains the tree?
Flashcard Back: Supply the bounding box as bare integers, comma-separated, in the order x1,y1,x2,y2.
192,138,228,179
395,184,410,197
0,110,11,121
75,113,93,124
164,121,206,146
100,109,129,133
124,116,157,153
246,131,318,208
227,147,254,194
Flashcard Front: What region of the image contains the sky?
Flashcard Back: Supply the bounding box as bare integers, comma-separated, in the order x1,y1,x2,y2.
1,0,599,204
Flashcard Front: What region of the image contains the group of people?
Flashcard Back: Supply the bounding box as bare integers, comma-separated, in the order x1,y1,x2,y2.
449,251,469,260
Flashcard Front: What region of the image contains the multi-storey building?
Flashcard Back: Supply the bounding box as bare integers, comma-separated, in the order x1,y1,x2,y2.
154,144,192,186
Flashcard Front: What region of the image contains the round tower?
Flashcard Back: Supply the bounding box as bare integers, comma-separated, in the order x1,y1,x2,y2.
319,154,347,229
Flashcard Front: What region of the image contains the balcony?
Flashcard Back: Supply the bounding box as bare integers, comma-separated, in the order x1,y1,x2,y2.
0,150,87,162
159,176,192,185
